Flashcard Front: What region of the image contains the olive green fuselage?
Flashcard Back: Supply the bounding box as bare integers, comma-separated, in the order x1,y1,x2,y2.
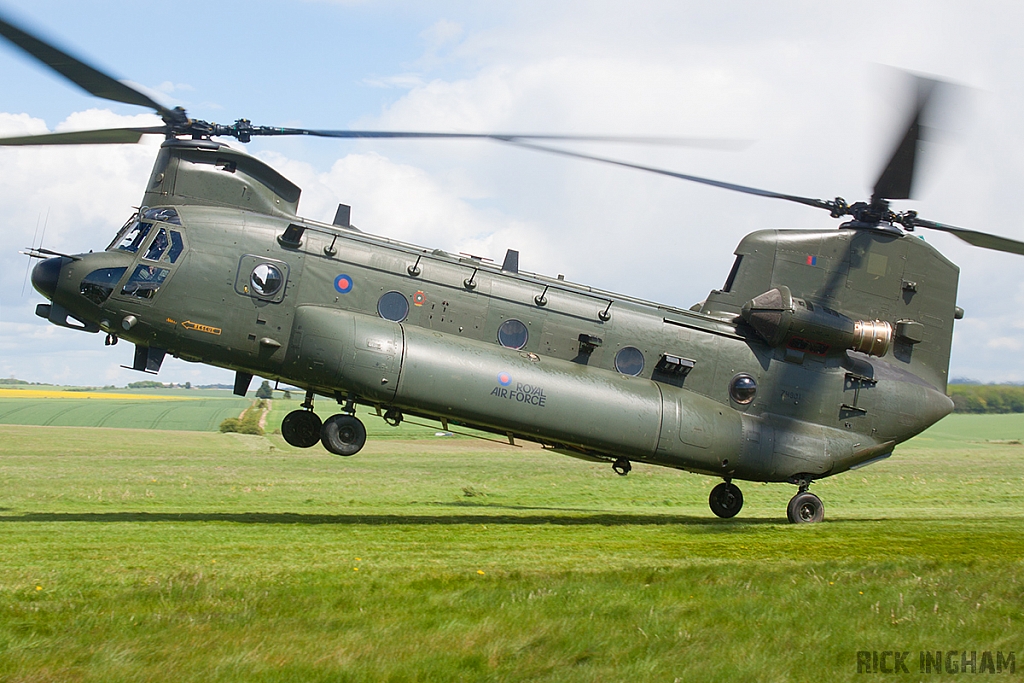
37,141,956,485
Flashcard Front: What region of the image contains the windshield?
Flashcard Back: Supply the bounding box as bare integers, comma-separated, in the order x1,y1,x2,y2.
107,208,183,252
142,207,181,225
115,220,153,253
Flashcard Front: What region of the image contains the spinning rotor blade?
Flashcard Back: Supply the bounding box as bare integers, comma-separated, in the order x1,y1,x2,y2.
0,12,175,119
281,128,748,149
188,120,749,148
505,141,1024,257
0,126,164,146
500,139,834,211
907,217,1024,256
872,75,943,202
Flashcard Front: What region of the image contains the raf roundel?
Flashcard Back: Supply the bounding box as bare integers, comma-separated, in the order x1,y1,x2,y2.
334,274,354,294
497,372,512,387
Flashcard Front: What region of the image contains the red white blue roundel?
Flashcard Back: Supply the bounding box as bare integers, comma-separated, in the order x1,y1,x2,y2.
334,274,353,293
497,371,512,386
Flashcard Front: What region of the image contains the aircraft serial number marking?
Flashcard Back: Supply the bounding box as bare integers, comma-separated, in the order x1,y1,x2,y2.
181,320,222,335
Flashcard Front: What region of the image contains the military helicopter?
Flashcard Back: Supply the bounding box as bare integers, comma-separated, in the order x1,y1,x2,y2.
4,13,1023,524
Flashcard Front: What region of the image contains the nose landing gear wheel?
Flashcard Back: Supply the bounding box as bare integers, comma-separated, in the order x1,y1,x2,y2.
281,409,322,448
709,482,743,518
787,491,824,523
321,414,367,456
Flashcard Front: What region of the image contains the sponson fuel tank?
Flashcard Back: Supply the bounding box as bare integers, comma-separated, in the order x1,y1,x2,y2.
283,305,754,474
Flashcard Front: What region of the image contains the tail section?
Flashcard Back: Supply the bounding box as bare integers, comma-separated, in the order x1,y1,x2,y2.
702,227,959,391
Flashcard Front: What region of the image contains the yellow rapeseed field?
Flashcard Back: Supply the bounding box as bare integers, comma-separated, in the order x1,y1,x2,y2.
0,389,195,400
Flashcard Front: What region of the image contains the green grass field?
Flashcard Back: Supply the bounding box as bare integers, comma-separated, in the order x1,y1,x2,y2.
0,414,1022,682
0,387,250,432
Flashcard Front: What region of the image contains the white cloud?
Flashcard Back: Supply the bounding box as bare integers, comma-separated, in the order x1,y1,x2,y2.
413,19,464,71
421,19,463,50
361,74,427,90
154,81,195,95
52,108,164,132
986,337,1023,352
260,149,545,257
0,112,160,254
0,112,49,136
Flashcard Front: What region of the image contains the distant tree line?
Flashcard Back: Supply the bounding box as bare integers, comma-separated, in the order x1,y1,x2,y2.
948,384,1024,413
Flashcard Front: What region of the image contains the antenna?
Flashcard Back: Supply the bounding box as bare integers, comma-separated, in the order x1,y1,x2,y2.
20,209,48,296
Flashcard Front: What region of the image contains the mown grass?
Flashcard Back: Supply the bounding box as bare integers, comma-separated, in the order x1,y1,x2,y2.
0,414,1022,682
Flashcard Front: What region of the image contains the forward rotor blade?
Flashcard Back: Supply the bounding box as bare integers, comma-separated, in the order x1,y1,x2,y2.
247,127,749,149
0,12,174,118
499,139,834,211
910,217,1024,256
0,126,164,146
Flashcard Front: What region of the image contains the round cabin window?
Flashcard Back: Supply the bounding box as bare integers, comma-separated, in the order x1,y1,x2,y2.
377,291,410,322
497,319,529,349
614,346,645,376
729,374,757,404
250,263,283,297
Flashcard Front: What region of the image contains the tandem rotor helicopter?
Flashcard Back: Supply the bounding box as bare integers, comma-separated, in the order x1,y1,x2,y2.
4,13,1023,524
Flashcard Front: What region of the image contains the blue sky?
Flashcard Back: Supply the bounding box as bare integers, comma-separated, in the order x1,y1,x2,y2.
2,0,1024,385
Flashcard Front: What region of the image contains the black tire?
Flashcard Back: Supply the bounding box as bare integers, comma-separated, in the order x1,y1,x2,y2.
321,414,367,456
281,410,322,448
709,482,743,518
787,491,824,524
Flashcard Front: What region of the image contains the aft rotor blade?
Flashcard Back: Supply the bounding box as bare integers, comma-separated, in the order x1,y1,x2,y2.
0,126,164,146
910,217,1024,256
500,139,835,211
0,12,174,118
245,126,750,149
872,75,946,202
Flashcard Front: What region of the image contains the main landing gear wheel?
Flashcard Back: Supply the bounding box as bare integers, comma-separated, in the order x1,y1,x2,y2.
787,491,824,524
612,458,631,476
281,410,322,448
321,414,367,456
709,482,743,518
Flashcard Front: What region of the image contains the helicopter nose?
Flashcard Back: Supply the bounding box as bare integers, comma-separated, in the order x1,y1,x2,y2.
31,256,62,300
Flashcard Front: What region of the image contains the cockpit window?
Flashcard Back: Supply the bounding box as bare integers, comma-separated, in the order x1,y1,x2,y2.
116,221,153,253
121,265,169,299
80,267,127,304
167,230,184,263
144,228,169,261
142,207,181,225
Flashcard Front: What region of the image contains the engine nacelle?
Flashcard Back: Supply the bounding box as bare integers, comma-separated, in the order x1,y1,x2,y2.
741,286,892,357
